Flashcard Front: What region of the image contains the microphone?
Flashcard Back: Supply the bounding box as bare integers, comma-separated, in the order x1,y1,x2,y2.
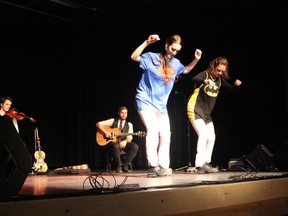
175,91,183,94
175,91,187,104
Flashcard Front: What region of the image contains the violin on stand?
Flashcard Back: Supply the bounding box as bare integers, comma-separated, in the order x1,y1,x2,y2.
33,127,48,173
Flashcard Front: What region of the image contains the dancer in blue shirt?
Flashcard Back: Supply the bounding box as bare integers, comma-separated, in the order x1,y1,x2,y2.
131,34,202,177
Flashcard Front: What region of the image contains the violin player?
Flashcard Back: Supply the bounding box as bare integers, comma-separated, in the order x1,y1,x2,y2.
0,96,20,133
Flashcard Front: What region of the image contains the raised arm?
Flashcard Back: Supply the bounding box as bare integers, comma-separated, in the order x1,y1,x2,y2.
96,122,112,138
130,34,160,62
183,49,202,74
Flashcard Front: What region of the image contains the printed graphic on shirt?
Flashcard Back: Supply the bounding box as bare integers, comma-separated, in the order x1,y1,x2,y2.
204,85,219,97
157,65,175,84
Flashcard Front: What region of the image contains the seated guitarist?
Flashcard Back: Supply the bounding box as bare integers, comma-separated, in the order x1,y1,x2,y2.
96,106,139,173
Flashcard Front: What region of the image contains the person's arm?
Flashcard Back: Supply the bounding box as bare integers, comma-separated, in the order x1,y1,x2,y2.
126,122,133,142
131,34,160,62
191,71,207,84
96,119,113,138
222,78,242,92
183,49,202,74
119,122,133,149
192,71,219,86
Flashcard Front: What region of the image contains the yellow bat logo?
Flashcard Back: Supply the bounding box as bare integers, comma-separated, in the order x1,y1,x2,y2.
204,85,219,97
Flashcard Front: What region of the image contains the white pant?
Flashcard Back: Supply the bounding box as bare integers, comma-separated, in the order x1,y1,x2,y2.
138,110,171,169
190,119,216,167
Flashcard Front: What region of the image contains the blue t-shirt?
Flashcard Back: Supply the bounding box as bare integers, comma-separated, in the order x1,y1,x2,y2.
135,52,185,113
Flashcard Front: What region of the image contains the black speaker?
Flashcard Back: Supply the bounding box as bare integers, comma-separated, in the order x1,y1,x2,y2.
273,142,288,172
0,116,32,200
243,144,275,171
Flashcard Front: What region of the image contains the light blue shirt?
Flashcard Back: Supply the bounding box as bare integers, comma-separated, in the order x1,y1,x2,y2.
135,52,185,113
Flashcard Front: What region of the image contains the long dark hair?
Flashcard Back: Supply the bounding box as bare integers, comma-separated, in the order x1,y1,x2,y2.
160,34,183,67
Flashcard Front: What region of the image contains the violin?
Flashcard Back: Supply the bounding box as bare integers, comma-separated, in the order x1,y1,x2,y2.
5,109,36,123
33,127,48,173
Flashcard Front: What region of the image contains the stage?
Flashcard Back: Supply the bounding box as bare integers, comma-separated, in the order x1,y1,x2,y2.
0,168,288,216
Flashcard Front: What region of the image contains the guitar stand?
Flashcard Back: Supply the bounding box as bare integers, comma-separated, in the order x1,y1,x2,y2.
174,91,194,172
31,127,38,174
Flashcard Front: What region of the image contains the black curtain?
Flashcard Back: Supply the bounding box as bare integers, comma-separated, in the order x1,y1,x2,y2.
1,1,287,170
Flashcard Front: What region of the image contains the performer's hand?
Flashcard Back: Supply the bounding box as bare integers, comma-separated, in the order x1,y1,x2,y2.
119,140,127,149
147,34,160,44
234,79,242,86
105,131,111,138
204,79,215,86
195,49,202,61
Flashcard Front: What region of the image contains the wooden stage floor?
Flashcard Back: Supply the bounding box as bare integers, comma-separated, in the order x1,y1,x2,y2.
1,169,288,216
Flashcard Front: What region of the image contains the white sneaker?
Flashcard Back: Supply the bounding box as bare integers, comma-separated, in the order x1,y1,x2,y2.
201,163,218,173
196,166,206,174
157,166,172,176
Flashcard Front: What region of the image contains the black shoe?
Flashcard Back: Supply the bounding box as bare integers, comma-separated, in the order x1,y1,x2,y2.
116,166,122,173
122,164,131,172
147,166,159,178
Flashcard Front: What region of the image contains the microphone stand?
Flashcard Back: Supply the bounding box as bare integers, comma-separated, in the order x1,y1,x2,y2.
174,91,193,172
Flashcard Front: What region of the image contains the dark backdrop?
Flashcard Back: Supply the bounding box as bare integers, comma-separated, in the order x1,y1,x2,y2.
1,1,287,170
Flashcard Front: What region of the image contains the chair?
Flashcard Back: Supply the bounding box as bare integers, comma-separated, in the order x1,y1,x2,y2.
106,150,133,172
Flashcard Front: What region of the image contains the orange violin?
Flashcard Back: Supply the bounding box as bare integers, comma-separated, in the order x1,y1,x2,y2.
5,109,36,123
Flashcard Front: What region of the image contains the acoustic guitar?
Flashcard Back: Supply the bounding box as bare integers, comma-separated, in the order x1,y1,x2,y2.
96,125,146,146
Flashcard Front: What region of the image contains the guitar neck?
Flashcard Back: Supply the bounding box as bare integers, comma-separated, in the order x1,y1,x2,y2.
115,132,138,137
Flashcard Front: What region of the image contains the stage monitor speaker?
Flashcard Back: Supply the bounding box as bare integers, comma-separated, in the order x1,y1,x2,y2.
242,144,275,171
0,116,32,200
228,158,244,171
273,142,288,171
